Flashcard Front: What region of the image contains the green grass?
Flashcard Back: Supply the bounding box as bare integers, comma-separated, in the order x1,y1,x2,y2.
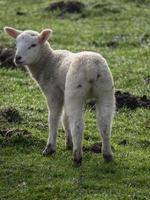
0,0,150,199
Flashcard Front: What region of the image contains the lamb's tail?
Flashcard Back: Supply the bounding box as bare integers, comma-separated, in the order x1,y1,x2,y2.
86,65,101,84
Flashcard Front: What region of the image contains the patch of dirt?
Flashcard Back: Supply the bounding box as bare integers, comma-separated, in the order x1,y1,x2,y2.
115,91,150,110
87,90,150,110
0,129,31,137
83,142,102,153
0,47,15,68
83,142,114,154
140,33,150,47
16,11,26,16
0,47,23,69
0,129,45,148
46,1,85,15
0,108,22,123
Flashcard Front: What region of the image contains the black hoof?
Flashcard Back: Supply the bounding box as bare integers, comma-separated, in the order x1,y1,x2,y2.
103,154,113,162
43,145,55,156
73,157,82,167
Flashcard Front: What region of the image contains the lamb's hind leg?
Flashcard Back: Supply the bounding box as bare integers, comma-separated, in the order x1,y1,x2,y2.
65,98,84,166
43,99,63,155
62,110,73,150
96,92,115,162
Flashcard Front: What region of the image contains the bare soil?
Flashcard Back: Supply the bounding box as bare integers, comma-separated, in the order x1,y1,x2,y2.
46,0,85,15
83,142,115,153
115,91,150,110
0,129,31,137
0,47,23,69
0,108,22,123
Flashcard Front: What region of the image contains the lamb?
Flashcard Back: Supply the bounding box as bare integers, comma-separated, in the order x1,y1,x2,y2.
4,26,115,166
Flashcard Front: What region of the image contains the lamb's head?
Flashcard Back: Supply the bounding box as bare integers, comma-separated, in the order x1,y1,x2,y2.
4,27,52,66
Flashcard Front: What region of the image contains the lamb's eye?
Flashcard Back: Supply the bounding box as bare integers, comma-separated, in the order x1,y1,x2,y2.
31,44,37,47
28,44,37,49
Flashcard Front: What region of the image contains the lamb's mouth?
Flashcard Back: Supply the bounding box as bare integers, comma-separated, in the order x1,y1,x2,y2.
14,60,25,66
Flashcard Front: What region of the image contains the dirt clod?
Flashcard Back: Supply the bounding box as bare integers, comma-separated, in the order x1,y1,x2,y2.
83,142,102,153
0,47,15,68
90,142,102,153
16,11,26,16
83,142,114,154
0,129,31,137
46,1,85,14
0,108,22,123
0,47,23,69
115,91,150,110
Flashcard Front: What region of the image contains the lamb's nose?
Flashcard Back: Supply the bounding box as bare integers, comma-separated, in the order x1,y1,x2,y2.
15,55,23,65
15,55,22,62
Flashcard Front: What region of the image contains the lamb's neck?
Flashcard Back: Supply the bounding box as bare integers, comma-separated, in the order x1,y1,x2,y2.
27,45,54,83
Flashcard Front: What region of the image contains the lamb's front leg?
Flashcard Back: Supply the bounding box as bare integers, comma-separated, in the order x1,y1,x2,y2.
43,100,63,155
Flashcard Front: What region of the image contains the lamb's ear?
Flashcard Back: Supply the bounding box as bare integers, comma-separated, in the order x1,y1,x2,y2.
39,29,52,44
4,27,22,39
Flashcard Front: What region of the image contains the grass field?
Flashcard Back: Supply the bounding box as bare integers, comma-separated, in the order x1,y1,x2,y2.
0,0,150,199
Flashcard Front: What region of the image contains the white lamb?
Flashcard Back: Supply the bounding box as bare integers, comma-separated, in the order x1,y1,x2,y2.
4,26,115,166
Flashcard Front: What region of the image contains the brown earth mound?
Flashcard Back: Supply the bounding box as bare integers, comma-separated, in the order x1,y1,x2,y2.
0,47,15,68
0,108,22,123
46,0,85,14
0,129,46,149
83,142,102,153
115,91,150,110
83,142,115,153
0,47,23,69
0,129,31,137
